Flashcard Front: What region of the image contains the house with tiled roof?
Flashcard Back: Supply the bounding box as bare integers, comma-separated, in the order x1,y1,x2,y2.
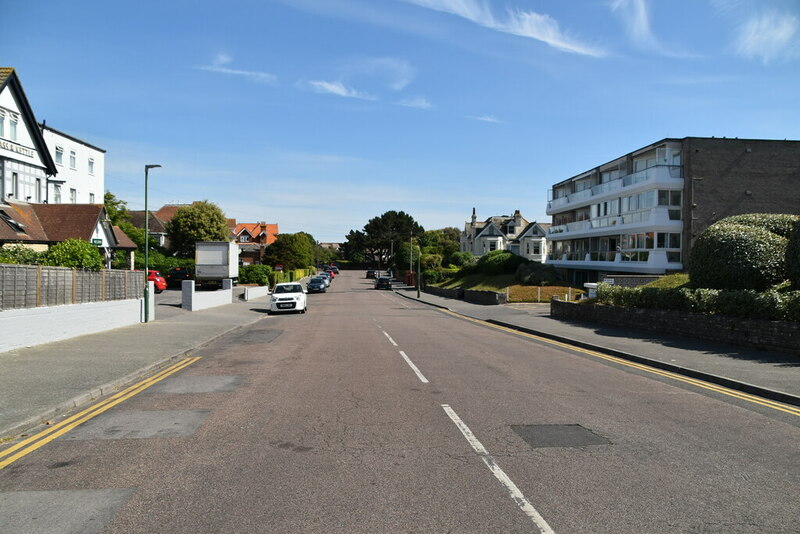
460,208,549,262
0,201,135,267
233,221,279,265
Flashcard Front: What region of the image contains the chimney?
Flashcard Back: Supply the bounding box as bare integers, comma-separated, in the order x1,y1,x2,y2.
471,207,477,225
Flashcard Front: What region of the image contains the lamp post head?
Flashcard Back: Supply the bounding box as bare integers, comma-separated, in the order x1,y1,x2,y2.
145,164,162,171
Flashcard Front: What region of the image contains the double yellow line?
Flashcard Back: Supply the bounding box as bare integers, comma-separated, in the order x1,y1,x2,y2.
440,310,800,418
0,357,201,470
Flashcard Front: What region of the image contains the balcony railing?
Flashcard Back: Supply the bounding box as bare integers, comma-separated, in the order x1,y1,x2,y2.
547,164,682,212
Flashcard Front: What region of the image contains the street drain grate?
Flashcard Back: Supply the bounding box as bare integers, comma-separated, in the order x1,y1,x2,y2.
511,424,611,449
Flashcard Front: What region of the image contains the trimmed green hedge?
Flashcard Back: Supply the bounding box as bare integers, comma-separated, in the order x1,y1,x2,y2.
718,213,799,238
595,283,800,321
460,250,529,276
239,265,272,286
516,262,564,286
689,223,787,291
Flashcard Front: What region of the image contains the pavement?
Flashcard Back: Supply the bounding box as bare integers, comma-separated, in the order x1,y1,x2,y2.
1,275,799,440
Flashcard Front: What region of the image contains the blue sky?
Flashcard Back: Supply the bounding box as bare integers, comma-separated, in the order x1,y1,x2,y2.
4,0,799,242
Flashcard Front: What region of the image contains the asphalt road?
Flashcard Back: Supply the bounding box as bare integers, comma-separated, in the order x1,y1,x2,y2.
1,272,798,533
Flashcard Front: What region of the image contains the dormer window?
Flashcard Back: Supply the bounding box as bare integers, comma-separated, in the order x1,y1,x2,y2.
240,234,250,242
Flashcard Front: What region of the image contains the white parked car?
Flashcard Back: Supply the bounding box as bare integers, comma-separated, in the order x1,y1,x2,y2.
269,282,307,314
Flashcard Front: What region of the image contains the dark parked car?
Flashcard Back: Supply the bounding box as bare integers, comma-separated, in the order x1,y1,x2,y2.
166,267,192,288
375,277,392,290
307,277,327,293
366,269,377,279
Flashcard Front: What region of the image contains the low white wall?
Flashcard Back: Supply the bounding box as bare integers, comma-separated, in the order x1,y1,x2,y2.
0,299,144,353
243,285,270,301
181,279,234,311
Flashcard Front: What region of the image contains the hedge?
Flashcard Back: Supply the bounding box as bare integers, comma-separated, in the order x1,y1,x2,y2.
689,223,787,291
595,283,800,322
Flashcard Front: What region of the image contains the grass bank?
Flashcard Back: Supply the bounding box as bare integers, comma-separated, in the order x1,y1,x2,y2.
434,273,583,303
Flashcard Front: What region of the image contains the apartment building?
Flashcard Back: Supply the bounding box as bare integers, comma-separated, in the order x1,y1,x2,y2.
546,137,800,285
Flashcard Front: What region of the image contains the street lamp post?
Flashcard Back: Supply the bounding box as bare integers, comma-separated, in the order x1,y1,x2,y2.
143,164,161,323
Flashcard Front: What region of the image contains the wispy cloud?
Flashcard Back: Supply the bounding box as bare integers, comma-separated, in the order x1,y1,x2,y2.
402,0,606,57
610,0,695,58
345,57,416,91
396,96,433,109
467,114,502,123
734,10,800,64
196,53,277,84
306,80,378,100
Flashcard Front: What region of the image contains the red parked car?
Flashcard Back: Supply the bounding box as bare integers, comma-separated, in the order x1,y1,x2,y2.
148,270,167,293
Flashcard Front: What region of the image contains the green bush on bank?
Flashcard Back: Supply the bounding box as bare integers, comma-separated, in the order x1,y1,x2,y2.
689,223,788,291
595,283,800,322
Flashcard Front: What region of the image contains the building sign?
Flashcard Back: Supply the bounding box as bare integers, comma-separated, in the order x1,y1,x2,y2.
91,239,102,245
0,139,35,159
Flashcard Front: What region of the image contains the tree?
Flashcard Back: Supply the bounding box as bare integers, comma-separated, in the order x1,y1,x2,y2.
422,227,460,266
104,191,130,226
341,230,368,264
166,201,229,258
263,233,315,270
360,211,424,268
45,239,104,270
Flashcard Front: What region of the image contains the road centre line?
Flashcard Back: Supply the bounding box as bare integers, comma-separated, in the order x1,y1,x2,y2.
438,309,800,418
399,351,429,384
442,404,555,534
383,331,398,347
0,357,201,470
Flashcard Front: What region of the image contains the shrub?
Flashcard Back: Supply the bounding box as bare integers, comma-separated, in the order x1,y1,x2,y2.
44,239,104,270
717,213,800,239
423,269,444,284
0,244,45,265
516,262,563,286
474,250,529,276
239,265,272,286
449,251,475,267
689,223,787,290
787,219,800,289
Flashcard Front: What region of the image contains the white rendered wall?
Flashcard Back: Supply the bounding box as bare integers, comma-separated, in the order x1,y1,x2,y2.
41,127,105,204
0,299,144,353
243,285,270,301
181,279,234,311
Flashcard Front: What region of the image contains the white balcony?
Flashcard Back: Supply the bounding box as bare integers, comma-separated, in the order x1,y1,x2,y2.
547,249,683,274
546,165,682,214
547,207,683,240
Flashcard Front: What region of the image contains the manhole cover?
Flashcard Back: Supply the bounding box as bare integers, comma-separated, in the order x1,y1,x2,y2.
511,424,611,448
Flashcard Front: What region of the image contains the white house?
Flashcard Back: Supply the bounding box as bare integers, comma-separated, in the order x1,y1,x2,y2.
0,67,104,206
41,124,105,204
460,208,549,262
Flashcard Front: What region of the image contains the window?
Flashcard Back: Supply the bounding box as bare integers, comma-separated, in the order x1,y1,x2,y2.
12,173,19,199
70,188,77,203
533,243,541,255
489,241,497,251
88,158,95,175
89,193,95,203
0,110,5,137
240,234,250,242
9,116,17,141
69,151,76,169
36,179,42,202
53,184,62,203
55,147,64,165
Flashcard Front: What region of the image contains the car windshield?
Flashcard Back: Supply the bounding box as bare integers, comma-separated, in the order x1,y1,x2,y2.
274,284,302,294
310,278,324,283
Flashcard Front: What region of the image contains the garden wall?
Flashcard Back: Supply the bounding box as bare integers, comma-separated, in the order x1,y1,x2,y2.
550,300,800,356
423,286,507,305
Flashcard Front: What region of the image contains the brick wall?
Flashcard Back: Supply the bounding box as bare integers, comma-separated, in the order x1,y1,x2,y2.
551,299,800,356
684,138,800,262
